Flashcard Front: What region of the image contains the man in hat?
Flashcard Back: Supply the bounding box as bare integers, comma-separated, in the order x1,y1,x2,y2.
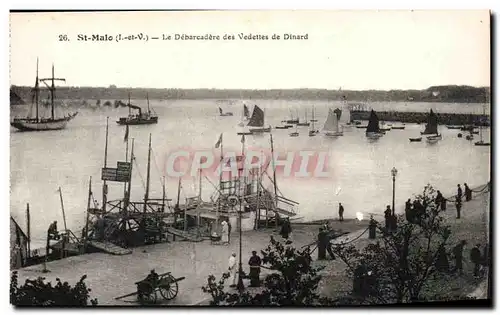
248,250,262,287
457,184,463,202
228,253,237,288
338,203,344,222
453,240,467,274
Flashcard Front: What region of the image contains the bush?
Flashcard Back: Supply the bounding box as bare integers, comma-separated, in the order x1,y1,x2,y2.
10,271,98,306
202,236,335,306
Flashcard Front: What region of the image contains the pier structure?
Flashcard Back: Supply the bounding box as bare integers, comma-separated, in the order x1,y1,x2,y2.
350,110,490,126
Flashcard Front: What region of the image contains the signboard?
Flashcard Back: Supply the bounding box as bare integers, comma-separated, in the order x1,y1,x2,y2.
101,168,117,181
116,161,131,182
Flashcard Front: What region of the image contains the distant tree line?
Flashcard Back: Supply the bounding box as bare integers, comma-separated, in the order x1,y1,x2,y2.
10,85,490,104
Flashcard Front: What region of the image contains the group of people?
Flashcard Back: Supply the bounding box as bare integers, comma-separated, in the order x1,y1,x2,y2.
227,250,263,288
436,240,489,278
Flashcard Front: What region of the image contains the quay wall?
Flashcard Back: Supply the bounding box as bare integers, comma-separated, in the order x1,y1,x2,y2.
350,110,490,126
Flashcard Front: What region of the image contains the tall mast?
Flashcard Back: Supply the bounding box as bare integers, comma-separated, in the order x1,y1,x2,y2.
128,92,131,115
270,133,278,200
126,139,135,213
51,64,55,120
35,58,39,122
143,134,152,213
147,93,150,114
84,176,92,250
176,177,181,208
162,176,166,212
102,117,109,213
216,133,223,227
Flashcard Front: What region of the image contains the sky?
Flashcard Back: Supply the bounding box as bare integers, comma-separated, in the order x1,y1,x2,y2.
9,10,490,90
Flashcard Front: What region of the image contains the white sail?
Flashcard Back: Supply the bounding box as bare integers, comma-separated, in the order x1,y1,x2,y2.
322,109,339,133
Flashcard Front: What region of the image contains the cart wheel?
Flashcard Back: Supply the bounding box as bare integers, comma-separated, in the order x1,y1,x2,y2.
137,282,157,305
159,275,179,300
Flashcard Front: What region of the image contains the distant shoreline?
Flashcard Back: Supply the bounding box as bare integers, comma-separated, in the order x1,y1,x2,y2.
10,85,490,104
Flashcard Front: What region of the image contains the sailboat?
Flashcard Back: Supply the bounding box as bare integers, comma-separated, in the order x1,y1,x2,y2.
219,107,233,116
238,104,250,127
323,108,343,137
365,110,384,139
247,105,271,134
117,93,158,125
420,109,441,142
11,59,78,131
289,125,299,137
284,109,299,124
475,104,490,146
308,105,319,136
297,109,310,126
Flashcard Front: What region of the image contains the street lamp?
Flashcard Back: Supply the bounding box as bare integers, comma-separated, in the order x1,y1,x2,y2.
237,194,245,292
391,167,398,215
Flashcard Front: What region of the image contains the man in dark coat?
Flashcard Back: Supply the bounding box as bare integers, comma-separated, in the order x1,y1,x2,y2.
280,218,291,239
48,220,60,240
470,244,482,277
464,183,472,201
453,240,467,274
317,228,327,260
435,191,445,210
384,206,392,230
248,250,262,287
405,199,412,222
436,244,450,272
338,203,344,222
455,196,462,219
457,184,463,201
227,219,232,244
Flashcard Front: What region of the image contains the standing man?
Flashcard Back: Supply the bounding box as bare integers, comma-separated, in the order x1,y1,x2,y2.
384,206,392,230
453,240,467,275
455,196,462,219
248,251,262,287
228,252,237,288
338,203,344,222
464,183,472,202
227,219,232,244
457,184,463,202
317,228,327,260
470,244,482,278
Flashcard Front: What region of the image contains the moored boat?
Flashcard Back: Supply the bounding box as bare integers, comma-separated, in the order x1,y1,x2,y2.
11,59,78,132
365,110,384,139
323,108,343,137
409,137,422,142
246,105,271,134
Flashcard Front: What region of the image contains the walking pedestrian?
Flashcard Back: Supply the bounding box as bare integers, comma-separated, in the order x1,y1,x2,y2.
452,240,466,274
455,196,462,219
338,203,344,222
470,243,482,278
228,253,237,288
280,218,291,239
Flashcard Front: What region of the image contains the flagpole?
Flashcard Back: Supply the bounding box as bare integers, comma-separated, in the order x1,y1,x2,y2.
216,133,223,228
124,126,129,198
237,134,245,292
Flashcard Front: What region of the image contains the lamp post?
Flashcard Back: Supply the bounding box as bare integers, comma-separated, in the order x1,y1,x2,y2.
237,194,245,292
391,167,398,215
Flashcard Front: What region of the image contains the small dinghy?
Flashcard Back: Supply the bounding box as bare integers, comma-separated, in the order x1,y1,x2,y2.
409,137,422,142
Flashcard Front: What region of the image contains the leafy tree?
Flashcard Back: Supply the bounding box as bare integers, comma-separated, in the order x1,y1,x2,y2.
332,185,454,304
10,271,98,306
202,236,334,306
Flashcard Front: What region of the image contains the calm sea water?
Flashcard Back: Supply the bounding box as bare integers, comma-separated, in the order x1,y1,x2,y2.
10,100,491,246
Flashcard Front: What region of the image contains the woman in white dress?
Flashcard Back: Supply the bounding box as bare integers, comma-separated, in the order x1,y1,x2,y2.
221,221,229,245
